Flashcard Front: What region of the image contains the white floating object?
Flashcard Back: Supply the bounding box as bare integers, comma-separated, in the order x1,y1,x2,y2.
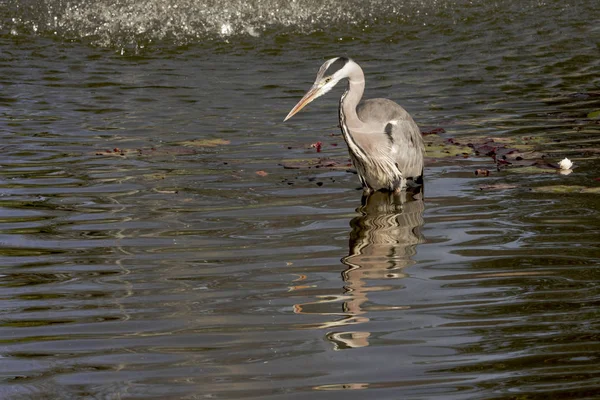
559,157,573,170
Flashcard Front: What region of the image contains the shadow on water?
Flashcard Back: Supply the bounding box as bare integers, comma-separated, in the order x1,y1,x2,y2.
295,191,425,350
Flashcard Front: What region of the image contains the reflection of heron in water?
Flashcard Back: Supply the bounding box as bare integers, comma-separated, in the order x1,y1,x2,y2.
294,192,425,350
284,57,425,194
327,192,425,349
344,191,425,279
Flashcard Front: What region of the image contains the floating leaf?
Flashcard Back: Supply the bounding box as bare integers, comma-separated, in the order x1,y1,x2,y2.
93,146,198,157
588,110,600,119
421,127,446,135
143,173,167,181
533,185,600,194
153,189,178,194
479,184,518,190
180,138,231,147
95,148,131,156
572,187,599,194
255,170,269,177
578,148,600,154
424,134,473,158
505,165,558,174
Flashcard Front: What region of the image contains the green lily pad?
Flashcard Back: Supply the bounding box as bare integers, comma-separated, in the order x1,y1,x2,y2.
533,185,600,194
424,134,473,158
587,110,600,119
479,183,518,191
582,187,600,193
180,138,231,147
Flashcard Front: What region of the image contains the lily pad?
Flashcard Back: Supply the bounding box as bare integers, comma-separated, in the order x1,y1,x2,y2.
479,184,518,191
180,138,231,147
588,110,600,119
506,165,559,174
533,185,600,194
142,173,168,181
93,145,207,157
424,135,473,158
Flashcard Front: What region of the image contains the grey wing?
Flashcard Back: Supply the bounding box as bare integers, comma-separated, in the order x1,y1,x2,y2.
357,99,425,179
384,118,424,179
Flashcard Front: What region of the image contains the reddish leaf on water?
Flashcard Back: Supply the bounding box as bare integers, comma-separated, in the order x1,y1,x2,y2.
255,170,269,177
310,141,322,152
475,169,490,176
421,127,446,135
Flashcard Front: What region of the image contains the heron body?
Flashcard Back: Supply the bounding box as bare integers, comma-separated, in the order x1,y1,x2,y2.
284,57,424,194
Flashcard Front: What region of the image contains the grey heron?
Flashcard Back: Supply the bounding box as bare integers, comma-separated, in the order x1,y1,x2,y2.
284,57,424,194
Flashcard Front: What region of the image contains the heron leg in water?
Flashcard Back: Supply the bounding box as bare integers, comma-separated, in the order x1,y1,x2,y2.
394,177,408,194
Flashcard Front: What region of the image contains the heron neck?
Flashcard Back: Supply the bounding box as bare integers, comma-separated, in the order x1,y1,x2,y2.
341,77,365,129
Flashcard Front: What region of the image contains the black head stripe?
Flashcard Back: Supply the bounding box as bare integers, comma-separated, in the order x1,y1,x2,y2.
328,57,350,75
316,57,351,81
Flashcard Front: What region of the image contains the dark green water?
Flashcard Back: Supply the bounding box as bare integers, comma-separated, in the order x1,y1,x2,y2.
1,0,599,399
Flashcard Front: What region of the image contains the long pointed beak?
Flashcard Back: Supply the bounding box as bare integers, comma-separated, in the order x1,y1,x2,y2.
283,86,321,122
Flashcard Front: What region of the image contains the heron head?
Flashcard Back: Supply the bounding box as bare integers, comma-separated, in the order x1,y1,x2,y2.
284,57,350,121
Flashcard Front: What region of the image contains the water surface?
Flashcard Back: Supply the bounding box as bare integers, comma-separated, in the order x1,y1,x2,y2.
1,0,600,399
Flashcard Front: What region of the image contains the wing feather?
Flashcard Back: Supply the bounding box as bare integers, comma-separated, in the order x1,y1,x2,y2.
356,98,424,180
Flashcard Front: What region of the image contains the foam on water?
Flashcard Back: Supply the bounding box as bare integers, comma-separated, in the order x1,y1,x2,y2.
2,0,460,47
